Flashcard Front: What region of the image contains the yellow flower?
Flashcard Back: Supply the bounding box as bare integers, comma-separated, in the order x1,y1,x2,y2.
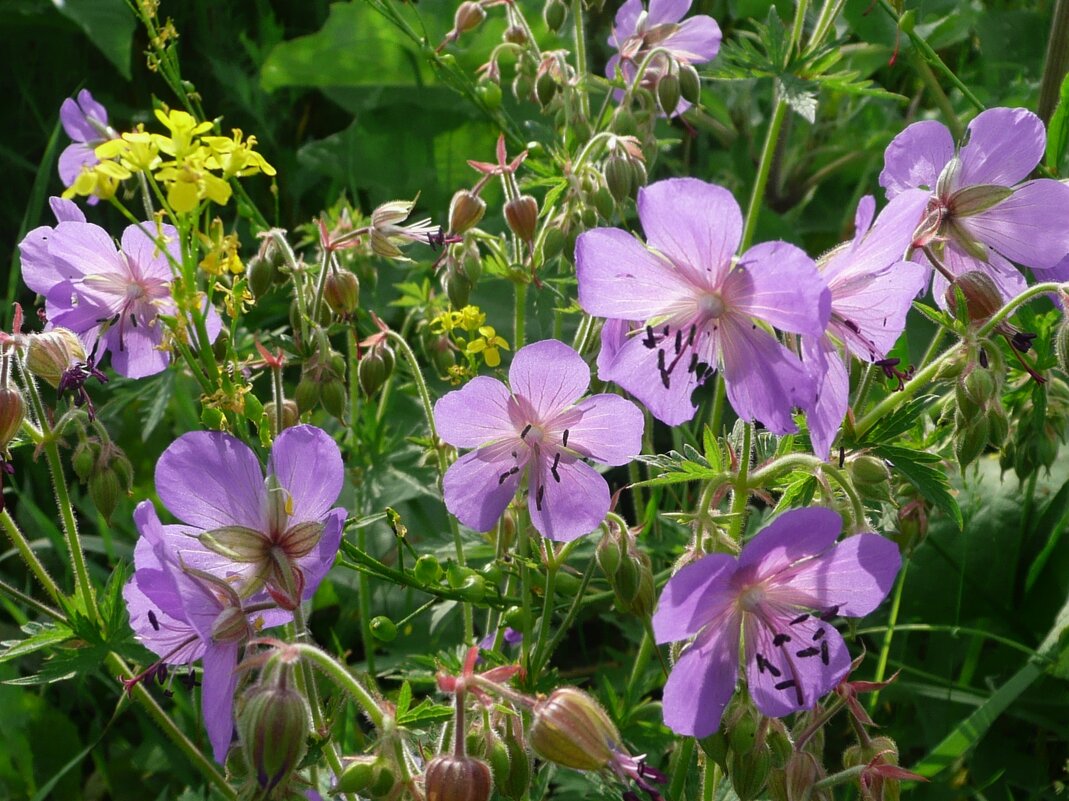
154,108,212,162
456,305,487,333
96,127,161,173
61,164,120,202
430,310,462,336
155,148,233,213
198,218,245,276
201,129,276,178
464,325,509,367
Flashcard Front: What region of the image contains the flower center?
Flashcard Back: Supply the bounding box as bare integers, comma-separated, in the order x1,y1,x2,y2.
521,423,545,446
697,293,725,319
737,583,766,613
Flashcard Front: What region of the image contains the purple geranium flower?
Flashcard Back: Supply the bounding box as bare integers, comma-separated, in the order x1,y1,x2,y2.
124,502,292,762
19,198,221,378
606,0,721,115
576,178,830,431
434,339,643,542
804,192,929,457
880,107,1069,307
152,425,347,608
58,90,115,198
653,507,900,737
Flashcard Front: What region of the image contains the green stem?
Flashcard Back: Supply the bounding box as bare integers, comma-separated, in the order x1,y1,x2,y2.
268,229,310,346
530,543,558,676
727,423,753,541
708,375,726,439
812,764,866,791
869,558,909,711
538,555,596,668
910,50,963,140
702,759,720,801
310,247,332,328
0,508,62,603
514,281,527,351
291,603,348,780
625,628,655,707
854,622,1035,658
1040,0,1069,123
667,737,695,801
740,101,788,253
291,643,385,729
570,0,591,120
821,463,866,530
0,576,65,622
358,527,378,679
270,361,285,437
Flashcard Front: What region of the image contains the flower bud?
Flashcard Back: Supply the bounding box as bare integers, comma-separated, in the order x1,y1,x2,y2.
413,553,443,584
962,367,998,409
358,342,396,397
543,0,566,32
945,271,1003,324
264,400,299,436
783,751,824,801
475,79,503,109
449,189,487,235
604,154,635,204
370,615,397,642
595,528,623,579
679,63,701,104
238,669,310,793
88,446,132,522
424,754,493,801
1057,321,1069,376
955,414,989,469
503,24,527,44
656,71,682,116
496,729,531,800
894,499,928,552
247,254,276,298
847,455,893,502
294,379,319,414
71,439,99,480
324,270,360,316
26,329,86,388
698,731,729,770
336,755,397,797
530,687,620,772
0,385,25,453
445,267,473,309
319,378,347,419
729,739,771,801
504,195,539,244
453,1,486,35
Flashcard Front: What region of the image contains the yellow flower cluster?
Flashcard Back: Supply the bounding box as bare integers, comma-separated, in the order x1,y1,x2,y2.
430,305,509,368
198,218,244,276
65,108,275,214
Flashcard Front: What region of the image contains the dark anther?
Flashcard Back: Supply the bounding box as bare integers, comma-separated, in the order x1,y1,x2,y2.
812,628,826,641
838,447,845,469
179,671,199,690
772,633,791,646
979,347,989,368
427,226,446,250
550,452,561,482
820,640,829,665
657,350,666,371
790,613,809,625
875,357,914,391
756,652,766,673
687,324,696,346
774,679,797,691
129,314,138,328
536,485,545,511
756,653,781,677
819,605,840,621
1011,331,1038,353
562,429,569,447
148,610,160,631
520,424,532,440
57,357,109,422
642,325,657,349
674,329,682,353
499,471,511,485
795,647,820,658
843,319,861,334
752,323,756,330
687,353,699,373
662,325,670,337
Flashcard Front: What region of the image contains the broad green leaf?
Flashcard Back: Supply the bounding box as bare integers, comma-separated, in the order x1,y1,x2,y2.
51,0,134,79
875,444,963,528
0,623,74,664
1046,72,1069,171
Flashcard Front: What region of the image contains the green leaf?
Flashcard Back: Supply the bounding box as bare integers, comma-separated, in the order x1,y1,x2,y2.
632,451,726,488
875,445,963,528
0,623,74,664
777,75,818,123
141,369,174,441
1046,71,1069,171
855,395,936,446
397,698,454,727
396,680,413,717
52,0,135,79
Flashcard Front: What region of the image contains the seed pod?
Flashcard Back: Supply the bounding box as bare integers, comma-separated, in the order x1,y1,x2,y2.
247,254,276,298
264,400,299,436
335,755,397,797
370,615,397,642
679,63,701,104
413,554,443,584
358,342,395,397
445,267,473,309
945,271,1003,324
962,367,998,409
25,329,86,388
89,468,124,522
0,385,25,452
324,270,360,316
530,687,619,772
319,379,347,419
698,731,729,770
238,670,310,793
729,739,771,801
604,154,635,204
294,378,319,414
504,195,539,244
503,24,527,44
593,186,616,220
595,528,623,579
955,415,989,469
535,71,559,107
611,107,638,136
543,0,566,32
656,71,682,117
449,189,487,235
423,754,493,801
453,1,487,36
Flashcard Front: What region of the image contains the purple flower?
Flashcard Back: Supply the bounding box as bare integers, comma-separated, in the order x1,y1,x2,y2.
576,178,830,431
804,192,929,457
653,507,900,737
606,0,721,116
152,425,347,607
18,198,221,378
880,107,1069,307
58,90,115,197
434,339,643,541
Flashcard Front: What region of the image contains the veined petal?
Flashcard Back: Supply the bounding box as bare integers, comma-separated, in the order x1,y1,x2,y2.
47,221,122,284
927,243,1027,310
830,259,928,362
564,394,644,466
156,431,268,532
661,614,740,737
610,0,643,47
576,227,695,320
777,532,901,617
202,641,241,763
443,441,523,532
58,143,98,186
664,15,721,62
122,222,181,284
720,318,813,435
298,507,346,599
736,507,842,579
49,197,86,223
648,0,691,25
105,320,168,379
959,179,1069,270
653,552,737,643
835,189,929,279
434,376,515,448
267,425,344,524
638,178,741,286
803,337,848,460
528,454,609,542
957,108,1045,188
509,339,591,420
730,242,830,336
122,573,204,663
879,120,954,198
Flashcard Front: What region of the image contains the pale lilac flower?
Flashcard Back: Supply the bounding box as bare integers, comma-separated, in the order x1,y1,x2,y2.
653,507,900,737
19,198,224,378
576,178,830,431
58,90,115,197
607,0,721,115
880,107,1069,307
152,425,347,607
434,339,643,541
123,502,292,762
804,192,930,457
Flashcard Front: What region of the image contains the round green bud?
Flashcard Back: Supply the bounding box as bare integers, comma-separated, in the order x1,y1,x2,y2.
370,615,398,642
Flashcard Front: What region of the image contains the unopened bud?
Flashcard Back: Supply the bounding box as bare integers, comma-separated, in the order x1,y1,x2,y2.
530,687,620,771
453,1,486,36
26,329,86,388
247,254,276,298
320,379,347,418
679,63,701,104
0,385,25,452
604,155,635,203
336,756,397,797
238,669,310,793
497,729,531,800
264,400,299,436
945,271,1003,324
729,738,771,801
358,342,396,397
504,195,539,244
370,615,397,642
88,446,131,521
962,366,998,408
449,190,487,235
656,71,681,116
535,71,559,107
543,0,566,32
503,24,527,44
71,439,99,480
424,754,493,801
294,379,319,414
955,415,989,469
324,270,360,316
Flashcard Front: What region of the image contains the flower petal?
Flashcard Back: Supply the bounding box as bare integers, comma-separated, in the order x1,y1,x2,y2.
926,243,1026,310
778,532,901,617
729,242,830,336
638,178,741,286
528,455,609,542
664,15,722,62
959,179,1069,270
58,143,98,186
508,339,591,420
648,0,690,25
122,222,181,284
156,431,267,531
563,393,644,466
720,318,813,434
298,507,346,599
736,506,842,579
836,189,929,279
50,197,86,224
47,221,122,284
662,618,740,737
202,641,240,763
957,107,1045,187
105,320,169,378
267,424,344,524
123,572,204,664
829,260,929,362
803,337,848,460
653,553,737,643
434,376,515,448
879,120,954,198
610,0,643,47
443,441,523,532
744,613,850,718
576,227,695,321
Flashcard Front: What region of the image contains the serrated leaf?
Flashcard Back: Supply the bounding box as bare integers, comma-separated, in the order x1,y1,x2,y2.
911,300,953,328
778,75,818,123
396,680,413,717
397,698,454,727
773,474,818,512
856,395,936,446
875,445,962,528
703,425,722,471
0,622,74,664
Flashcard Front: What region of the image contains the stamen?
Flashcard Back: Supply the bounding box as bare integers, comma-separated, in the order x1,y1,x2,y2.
772,633,791,646
687,354,698,373
755,653,781,677
642,326,657,349
812,628,825,641
687,324,696,346
148,610,160,631
820,641,829,665
674,329,682,354
819,605,840,621
536,485,545,511
790,613,809,625
562,429,569,447
521,424,532,440
550,452,561,482
775,679,804,705
795,647,820,658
